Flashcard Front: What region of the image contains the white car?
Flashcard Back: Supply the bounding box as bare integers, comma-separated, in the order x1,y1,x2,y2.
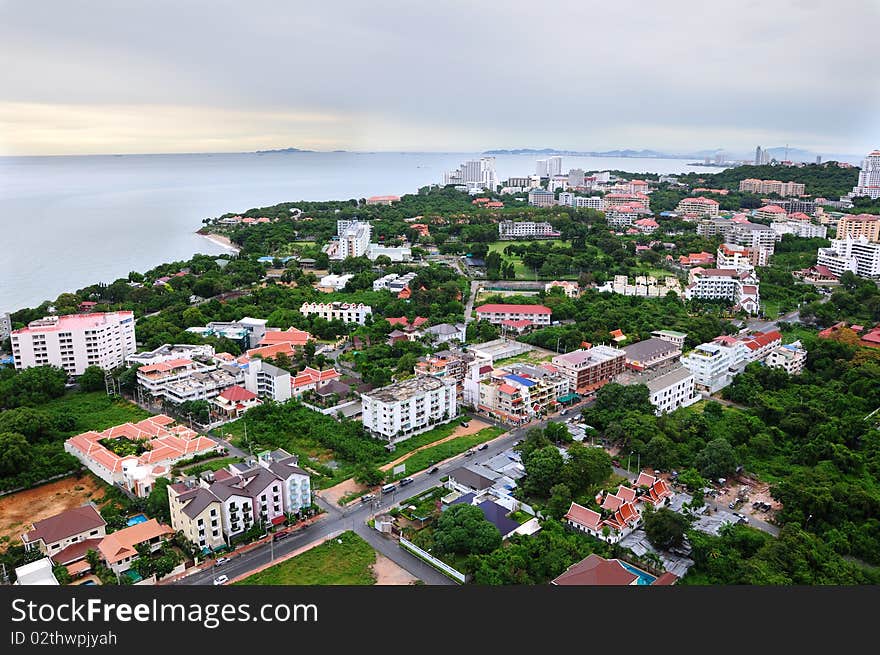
213,575,229,585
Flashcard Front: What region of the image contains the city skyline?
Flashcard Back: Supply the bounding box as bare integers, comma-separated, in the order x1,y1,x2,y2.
1,1,879,156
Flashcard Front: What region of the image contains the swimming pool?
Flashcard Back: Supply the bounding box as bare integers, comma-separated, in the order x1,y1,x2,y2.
126,514,148,527
79,580,97,586
620,561,657,585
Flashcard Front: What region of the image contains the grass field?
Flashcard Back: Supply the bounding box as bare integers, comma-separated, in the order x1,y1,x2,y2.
41,391,152,436
493,349,554,365
386,426,506,481
488,240,577,280
234,531,376,585
181,457,240,476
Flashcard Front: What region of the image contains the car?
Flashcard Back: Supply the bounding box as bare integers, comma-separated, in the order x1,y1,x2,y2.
477,443,489,451
560,409,568,416
399,477,414,486
361,493,376,503
464,450,475,457
427,467,439,474
460,421,470,427
215,557,229,566
213,575,229,585
728,501,737,509
275,531,290,540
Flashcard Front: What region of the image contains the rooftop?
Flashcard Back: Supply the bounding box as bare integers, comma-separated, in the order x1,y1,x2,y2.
13,311,134,334
362,375,448,404
23,504,105,546
646,365,694,392
622,338,680,363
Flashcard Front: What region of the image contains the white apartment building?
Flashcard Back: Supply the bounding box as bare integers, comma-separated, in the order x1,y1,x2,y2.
0,312,11,342
566,195,604,210
771,221,828,239
646,366,700,415
675,197,720,217
244,358,292,402
127,343,215,367
373,273,400,291
681,342,742,393
605,207,641,228
361,376,458,442
326,220,372,260
300,302,373,325
443,157,498,191
730,222,777,256
568,168,586,188
850,150,880,199
527,189,556,207
816,237,880,278
318,274,354,291
547,175,569,191
765,342,807,376
498,221,560,239
141,362,245,404
738,179,806,196
367,244,412,262
536,156,563,177
10,311,136,375
684,268,760,314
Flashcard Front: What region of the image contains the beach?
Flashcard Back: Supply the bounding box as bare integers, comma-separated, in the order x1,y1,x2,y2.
199,232,241,253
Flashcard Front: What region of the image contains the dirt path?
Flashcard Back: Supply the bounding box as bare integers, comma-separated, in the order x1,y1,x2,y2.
372,554,419,585
0,474,106,552
379,419,492,472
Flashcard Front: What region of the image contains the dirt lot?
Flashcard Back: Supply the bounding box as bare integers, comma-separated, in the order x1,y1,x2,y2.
318,477,368,506
713,477,781,521
379,419,493,472
371,554,419,585
0,473,107,552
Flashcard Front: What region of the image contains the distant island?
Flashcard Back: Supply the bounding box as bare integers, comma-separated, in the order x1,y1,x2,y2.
254,147,316,154
483,147,692,159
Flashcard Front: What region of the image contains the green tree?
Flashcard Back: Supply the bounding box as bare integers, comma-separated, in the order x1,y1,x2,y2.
354,464,385,487
78,365,106,392
0,432,31,475
694,438,737,480
563,442,612,492
544,421,572,444
642,505,692,550
146,478,172,524
547,483,573,520
522,445,565,498
433,504,501,556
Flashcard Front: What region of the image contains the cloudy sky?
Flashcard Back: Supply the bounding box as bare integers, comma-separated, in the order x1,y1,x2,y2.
1,0,878,156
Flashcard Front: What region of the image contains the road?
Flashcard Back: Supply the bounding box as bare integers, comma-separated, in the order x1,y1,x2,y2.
747,308,801,334
464,280,481,325
176,402,599,586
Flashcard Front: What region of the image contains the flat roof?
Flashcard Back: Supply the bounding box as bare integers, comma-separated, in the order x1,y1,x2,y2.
623,338,680,362
646,366,694,392
362,375,447,403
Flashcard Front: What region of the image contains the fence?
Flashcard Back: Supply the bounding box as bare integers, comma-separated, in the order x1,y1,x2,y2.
399,537,466,584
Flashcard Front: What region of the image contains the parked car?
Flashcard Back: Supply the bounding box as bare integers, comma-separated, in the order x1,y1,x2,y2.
460,421,470,427
428,467,439,474
477,443,489,451
361,494,376,503
729,501,737,509
215,557,229,566
213,575,229,585
464,450,475,457
399,477,414,486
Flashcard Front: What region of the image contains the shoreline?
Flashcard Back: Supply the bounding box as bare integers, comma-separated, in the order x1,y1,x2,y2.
199,231,241,253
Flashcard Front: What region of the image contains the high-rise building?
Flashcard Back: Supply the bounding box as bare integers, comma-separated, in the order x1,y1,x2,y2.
568,168,586,188
324,220,371,260
739,179,805,196
11,311,136,375
836,214,880,242
816,237,880,278
755,146,762,166
536,156,562,177
0,312,11,342
851,150,880,199
443,157,497,191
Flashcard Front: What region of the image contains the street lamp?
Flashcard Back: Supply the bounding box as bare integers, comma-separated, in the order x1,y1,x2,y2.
627,450,634,472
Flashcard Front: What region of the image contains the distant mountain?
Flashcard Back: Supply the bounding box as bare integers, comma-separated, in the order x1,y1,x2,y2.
483,147,693,159
483,148,570,155
254,147,315,154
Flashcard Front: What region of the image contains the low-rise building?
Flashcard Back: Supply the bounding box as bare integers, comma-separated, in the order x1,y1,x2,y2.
551,345,626,394
186,317,267,349
755,204,789,222
498,220,560,239
367,244,412,262
477,364,569,425
167,483,226,551
243,358,292,402
527,189,555,207
422,322,467,343
21,504,107,557
684,268,760,315
765,341,807,375
475,303,552,326
717,243,767,269
361,376,458,442
544,280,580,298
676,197,720,217
98,519,174,574
622,338,682,371
836,214,880,242
300,302,373,325
291,366,341,396
681,342,743,393
317,273,353,291
646,366,699,415
212,385,262,420
127,343,215,367
14,558,60,586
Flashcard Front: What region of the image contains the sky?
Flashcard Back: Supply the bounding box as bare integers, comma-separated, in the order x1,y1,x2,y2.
1,0,879,157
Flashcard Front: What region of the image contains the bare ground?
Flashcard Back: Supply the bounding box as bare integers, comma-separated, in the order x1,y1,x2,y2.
0,473,107,552
371,554,419,585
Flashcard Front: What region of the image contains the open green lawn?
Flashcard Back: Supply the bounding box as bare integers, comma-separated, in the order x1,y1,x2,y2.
387,426,507,481
234,531,376,585
488,240,578,280
487,239,572,254
41,391,152,436
181,457,240,476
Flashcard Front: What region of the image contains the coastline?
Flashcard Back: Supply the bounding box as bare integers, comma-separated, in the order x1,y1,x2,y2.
199,232,240,253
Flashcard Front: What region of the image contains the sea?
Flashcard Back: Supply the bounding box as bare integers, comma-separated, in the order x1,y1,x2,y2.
0,151,715,312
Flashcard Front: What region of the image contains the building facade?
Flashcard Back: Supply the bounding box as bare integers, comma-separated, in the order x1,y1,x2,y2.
646,366,700,415
11,311,136,375
836,214,880,242
850,150,880,199
475,303,552,326
361,376,458,442
675,197,720,217
817,237,880,278
300,302,373,324
551,345,626,394
738,179,805,196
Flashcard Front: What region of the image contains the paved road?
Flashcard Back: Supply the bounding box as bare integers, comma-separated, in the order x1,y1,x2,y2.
464,280,481,325
704,497,780,536
747,309,802,334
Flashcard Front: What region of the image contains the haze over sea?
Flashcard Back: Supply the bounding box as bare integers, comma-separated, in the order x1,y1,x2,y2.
0,151,715,312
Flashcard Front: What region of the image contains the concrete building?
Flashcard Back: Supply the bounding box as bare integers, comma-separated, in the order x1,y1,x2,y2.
551,345,626,394
817,237,880,278
684,268,761,314
0,311,11,342
536,156,563,177
771,221,828,239
696,218,734,238
651,330,688,348
186,317,267,349
98,519,174,574
422,323,467,344
137,360,245,404
21,504,107,557
167,483,226,551
127,343,215,367
367,244,412,262
604,193,650,211
717,243,767,269
646,365,700,415
254,449,312,514
317,273,354,291
730,221,777,256
545,280,580,298
361,376,457,442
675,197,720,217
325,220,372,260
755,204,788,222
212,385,262,420
850,150,880,199
738,179,806,196
14,558,59,586
527,189,556,207
477,364,570,425
365,195,400,205
836,214,880,242
765,342,807,376
244,358,292,402
681,342,743,393
475,303,552,326
568,168,586,188
622,338,682,371
300,301,373,325
10,311,136,375
443,157,498,192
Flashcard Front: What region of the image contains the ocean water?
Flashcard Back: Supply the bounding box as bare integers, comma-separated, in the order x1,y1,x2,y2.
0,151,711,312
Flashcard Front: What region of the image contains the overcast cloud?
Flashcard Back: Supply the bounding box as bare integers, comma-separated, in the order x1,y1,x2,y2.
1,0,878,155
